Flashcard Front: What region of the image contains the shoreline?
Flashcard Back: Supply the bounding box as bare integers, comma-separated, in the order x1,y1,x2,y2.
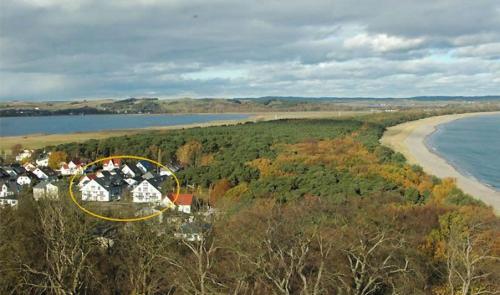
381,111,500,213
0,111,368,151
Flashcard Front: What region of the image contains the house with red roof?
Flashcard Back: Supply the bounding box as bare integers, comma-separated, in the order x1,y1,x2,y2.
78,174,97,188
162,193,194,214
102,158,121,171
60,160,85,176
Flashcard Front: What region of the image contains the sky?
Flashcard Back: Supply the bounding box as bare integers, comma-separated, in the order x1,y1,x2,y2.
1,0,500,101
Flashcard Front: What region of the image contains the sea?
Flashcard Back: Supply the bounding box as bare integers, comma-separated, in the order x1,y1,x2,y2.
426,113,500,191
0,113,249,137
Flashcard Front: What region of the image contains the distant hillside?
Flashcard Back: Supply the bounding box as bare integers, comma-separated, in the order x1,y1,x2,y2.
1,95,500,116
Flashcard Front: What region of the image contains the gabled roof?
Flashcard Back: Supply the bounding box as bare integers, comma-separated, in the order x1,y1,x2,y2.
0,168,10,179
122,163,142,175
0,180,20,193
40,167,57,176
12,165,26,174
84,165,99,173
142,171,156,180
105,158,121,166
100,170,112,177
166,161,182,172
85,178,111,191
16,171,33,178
137,160,155,171
33,180,56,189
69,159,83,166
81,173,97,181
134,177,165,192
169,193,193,206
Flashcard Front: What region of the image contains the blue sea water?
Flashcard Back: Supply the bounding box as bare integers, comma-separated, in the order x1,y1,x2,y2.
0,113,249,137
426,114,500,191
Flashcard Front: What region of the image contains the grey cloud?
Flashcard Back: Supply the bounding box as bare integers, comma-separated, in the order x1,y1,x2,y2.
0,0,499,100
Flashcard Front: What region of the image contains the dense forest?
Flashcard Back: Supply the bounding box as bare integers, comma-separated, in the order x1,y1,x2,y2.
1,110,499,294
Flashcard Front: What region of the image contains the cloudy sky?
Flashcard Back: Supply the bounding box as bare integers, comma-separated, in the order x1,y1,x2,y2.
1,0,500,100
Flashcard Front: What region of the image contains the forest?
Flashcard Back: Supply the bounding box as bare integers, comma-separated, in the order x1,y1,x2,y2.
1,109,499,294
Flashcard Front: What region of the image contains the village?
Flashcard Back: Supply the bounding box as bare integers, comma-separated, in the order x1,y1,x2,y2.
0,149,209,241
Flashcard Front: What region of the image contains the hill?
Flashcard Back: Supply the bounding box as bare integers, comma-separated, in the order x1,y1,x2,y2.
2,96,500,116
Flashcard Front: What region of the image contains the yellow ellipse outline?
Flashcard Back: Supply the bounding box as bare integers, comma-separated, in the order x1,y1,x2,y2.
69,155,180,222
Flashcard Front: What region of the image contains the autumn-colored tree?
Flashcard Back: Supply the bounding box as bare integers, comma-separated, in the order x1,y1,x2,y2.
432,178,457,204
248,158,278,177
210,178,232,205
200,154,215,166
176,140,202,167
11,143,23,156
48,151,68,169
222,183,249,200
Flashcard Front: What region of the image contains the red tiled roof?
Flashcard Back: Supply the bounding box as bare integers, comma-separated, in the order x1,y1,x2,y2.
169,193,193,206
85,174,97,180
112,159,122,165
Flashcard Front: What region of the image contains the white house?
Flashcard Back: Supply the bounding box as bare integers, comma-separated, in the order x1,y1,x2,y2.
0,181,18,198
81,179,120,202
132,179,164,203
136,160,155,173
164,193,194,214
102,159,121,171
123,178,138,186
0,196,18,207
33,181,59,200
121,164,142,178
159,168,173,176
36,153,51,167
23,162,37,171
78,174,96,188
0,181,19,207
32,168,49,180
16,174,32,186
59,160,84,176
15,149,33,162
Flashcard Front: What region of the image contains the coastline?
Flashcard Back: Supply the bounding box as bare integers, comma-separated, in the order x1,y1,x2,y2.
0,111,368,151
381,111,500,213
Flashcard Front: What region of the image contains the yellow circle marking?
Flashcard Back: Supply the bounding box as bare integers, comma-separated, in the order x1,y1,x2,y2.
69,155,180,222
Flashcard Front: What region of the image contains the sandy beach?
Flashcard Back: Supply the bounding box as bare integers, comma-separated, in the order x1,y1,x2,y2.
381,112,500,213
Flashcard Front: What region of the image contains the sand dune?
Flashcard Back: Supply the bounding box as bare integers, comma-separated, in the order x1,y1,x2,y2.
381,112,500,214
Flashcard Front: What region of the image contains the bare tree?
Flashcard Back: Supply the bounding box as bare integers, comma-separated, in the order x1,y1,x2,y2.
233,217,329,295
162,226,219,295
120,223,177,295
297,234,334,295
444,222,500,295
20,201,95,295
336,230,410,295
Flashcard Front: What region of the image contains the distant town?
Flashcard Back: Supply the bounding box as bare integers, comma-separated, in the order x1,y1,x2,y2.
1,149,212,241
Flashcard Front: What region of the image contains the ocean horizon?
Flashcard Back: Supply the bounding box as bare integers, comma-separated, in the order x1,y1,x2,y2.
426,113,500,191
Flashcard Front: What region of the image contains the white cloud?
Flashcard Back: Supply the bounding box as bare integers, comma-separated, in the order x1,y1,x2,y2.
344,33,424,52
453,42,500,59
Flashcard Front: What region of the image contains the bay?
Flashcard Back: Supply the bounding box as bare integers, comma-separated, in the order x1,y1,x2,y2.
0,113,249,136
427,114,500,191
